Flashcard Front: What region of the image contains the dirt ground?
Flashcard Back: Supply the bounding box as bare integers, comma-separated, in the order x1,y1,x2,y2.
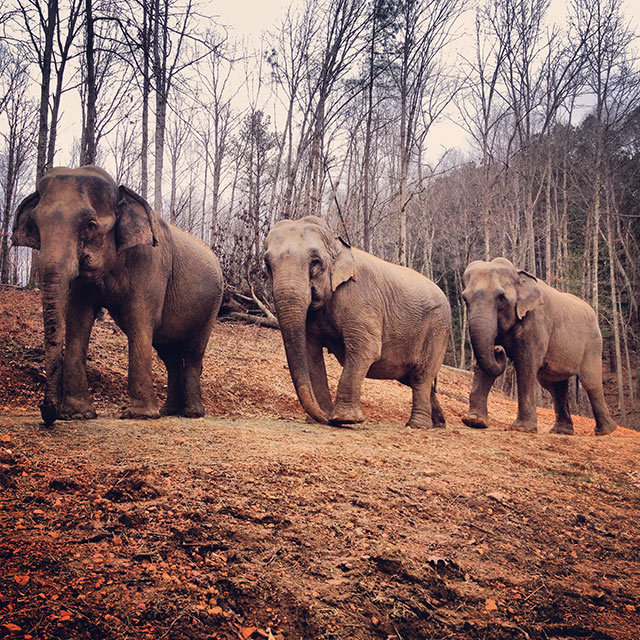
1,286,639,640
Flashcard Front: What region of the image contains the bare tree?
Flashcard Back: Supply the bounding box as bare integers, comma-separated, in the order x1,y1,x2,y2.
385,0,465,266
0,58,35,283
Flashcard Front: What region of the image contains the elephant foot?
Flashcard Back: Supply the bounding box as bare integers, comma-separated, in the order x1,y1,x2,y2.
182,402,205,419
406,417,443,429
160,403,182,417
59,398,97,421
120,404,160,420
550,421,574,435
40,402,58,426
509,419,538,434
462,412,489,429
329,404,364,426
594,420,618,436
58,407,98,421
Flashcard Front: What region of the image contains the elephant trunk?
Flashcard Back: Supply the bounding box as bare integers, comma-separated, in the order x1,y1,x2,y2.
468,311,507,378
272,277,328,424
39,247,79,425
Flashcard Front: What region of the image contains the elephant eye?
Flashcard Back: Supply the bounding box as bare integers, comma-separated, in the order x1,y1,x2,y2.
309,258,324,277
82,219,100,242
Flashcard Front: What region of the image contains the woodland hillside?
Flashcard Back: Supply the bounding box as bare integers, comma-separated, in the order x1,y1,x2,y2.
1,286,640,639
0,0,639,427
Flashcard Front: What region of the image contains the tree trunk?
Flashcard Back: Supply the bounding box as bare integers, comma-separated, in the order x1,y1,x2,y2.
606,203,626,427
140,0,152,198
80,0,97,165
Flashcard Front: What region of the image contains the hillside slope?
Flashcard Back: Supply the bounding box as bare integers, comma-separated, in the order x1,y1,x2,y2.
0,286,639,640
0,286,634,436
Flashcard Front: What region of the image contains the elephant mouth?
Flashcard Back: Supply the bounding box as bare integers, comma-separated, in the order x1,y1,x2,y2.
79,266,101,281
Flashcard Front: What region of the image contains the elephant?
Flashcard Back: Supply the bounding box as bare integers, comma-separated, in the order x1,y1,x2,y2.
263,216,452,428
460,257,617,436
12,165,223,425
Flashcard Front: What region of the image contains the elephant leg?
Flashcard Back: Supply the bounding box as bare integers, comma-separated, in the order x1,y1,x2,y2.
122,322,160,420
182,348,205,418
59,291,98,420
307,336,333,417
462,365,497,429
541,378,574,435
579,366,617,436
510,357,539,433
407,333,447,429
330,335,380,425
156,344,185,416
181,319,215,418
430,384,446,429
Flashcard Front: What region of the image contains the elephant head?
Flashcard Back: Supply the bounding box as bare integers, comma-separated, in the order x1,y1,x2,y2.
264,216,356,423
462,257,543,377
12,165,157,423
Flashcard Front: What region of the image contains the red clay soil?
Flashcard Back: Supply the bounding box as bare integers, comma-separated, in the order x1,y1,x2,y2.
0,285,639,640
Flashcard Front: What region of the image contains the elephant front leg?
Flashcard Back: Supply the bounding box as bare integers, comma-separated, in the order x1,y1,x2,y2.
462,365,497,429
59,293,98,420
122,325,160,420
330,335,379,426
307,337,333,417
510,358,539,433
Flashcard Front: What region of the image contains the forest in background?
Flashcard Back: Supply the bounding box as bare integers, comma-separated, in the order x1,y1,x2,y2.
0,0,638,426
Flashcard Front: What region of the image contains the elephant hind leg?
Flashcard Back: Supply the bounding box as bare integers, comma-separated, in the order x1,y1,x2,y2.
156,344,185,416
540,378,574,435
579,366,617,436
181,319,216,418
430,382,446,428
407,336,448,429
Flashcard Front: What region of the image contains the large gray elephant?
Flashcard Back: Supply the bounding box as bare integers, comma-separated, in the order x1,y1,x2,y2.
263,216,451,428
13,166,223,425
461,257,616,436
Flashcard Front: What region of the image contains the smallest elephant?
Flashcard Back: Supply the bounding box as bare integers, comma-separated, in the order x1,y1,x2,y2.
461,257,617,436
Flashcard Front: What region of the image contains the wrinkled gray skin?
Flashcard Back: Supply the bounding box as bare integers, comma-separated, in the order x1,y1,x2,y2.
264,216,451,428
13,166,223,425
461,257,616,436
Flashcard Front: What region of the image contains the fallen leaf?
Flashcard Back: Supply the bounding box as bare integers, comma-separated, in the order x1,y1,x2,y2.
242,627,257,639
14,575,29,585
485,598,498,611
0,434,10,442
2,623,21,633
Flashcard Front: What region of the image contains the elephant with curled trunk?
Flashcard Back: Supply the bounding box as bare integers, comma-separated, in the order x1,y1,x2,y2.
461,257,616,436
264,216,451,428
13,165,223,425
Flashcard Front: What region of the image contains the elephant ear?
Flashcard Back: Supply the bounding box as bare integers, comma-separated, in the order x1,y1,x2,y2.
115,186,158,252
12,192,41,249
516,270,543,320
330,236,356,292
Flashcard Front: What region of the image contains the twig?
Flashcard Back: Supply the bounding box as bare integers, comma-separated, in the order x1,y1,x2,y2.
73,531,113,544
247,269,277,322
523,583,545,602
463,521,494,536
158,613,188,640
221,312,279,329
